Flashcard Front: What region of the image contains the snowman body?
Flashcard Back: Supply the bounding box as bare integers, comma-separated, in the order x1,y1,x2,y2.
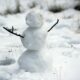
18,11,49,72
21,28,47,50
18,50,49,72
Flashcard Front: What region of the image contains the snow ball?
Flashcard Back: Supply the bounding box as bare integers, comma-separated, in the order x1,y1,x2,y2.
26,11,43,28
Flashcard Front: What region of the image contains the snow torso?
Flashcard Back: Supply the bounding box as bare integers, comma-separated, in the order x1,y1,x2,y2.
21,27,47,50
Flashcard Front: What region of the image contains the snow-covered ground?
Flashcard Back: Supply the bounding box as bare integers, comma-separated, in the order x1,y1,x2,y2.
0,0,80,80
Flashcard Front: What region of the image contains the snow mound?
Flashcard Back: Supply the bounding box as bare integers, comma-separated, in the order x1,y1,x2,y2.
0,58,15,66
0,71,11,80
11,72,56,80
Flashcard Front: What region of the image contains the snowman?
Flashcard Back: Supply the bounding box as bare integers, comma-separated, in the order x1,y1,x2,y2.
18,11,49,72
18,11,59,72
3,11,59,72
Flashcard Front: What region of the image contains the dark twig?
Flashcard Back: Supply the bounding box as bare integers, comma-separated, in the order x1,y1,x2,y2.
47,19,59,32
3,27,24,38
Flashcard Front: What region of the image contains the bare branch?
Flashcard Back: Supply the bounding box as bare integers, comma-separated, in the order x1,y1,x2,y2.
3,27,24,38
47,19,59,32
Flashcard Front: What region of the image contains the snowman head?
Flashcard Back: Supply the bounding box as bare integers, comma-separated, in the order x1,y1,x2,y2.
26,11,43,28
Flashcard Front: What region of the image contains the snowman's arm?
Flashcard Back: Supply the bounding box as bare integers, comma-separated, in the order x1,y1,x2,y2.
47,19,59,32
3,27,24,38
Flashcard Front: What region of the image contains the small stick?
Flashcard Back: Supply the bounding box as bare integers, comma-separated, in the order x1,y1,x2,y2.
3,27,24,38
47,19,59,32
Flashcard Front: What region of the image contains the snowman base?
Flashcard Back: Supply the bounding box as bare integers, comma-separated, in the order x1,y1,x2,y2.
18,49,50,72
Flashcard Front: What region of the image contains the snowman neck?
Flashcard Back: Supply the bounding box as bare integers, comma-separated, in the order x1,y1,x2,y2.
29,27,41,30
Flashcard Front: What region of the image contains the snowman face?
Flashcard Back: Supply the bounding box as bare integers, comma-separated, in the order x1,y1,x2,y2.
26,12,43,28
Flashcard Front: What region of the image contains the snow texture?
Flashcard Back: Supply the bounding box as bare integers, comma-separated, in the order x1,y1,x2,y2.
0,0,80,80
21,12,47,50
0,0,80,14
19,12,50,72
6,0,18,13
0,0,7,14
18,50,52,72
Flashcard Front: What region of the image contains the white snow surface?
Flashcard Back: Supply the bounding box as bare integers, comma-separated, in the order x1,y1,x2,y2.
0,8,80,80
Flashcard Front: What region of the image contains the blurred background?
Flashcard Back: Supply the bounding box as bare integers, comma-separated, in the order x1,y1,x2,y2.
0,0,80,14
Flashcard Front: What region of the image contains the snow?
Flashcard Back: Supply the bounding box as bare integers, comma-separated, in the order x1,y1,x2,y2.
21,28,47,50
0,0,80,80
0,0,80,14
18,0,48,12
19,12,50,72
6,0,18,13
18,49,52,72
21,11,47,50
0,0,7,14
25,11,44,28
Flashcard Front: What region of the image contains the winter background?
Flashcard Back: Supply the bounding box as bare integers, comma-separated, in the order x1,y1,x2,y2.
0,0,80,80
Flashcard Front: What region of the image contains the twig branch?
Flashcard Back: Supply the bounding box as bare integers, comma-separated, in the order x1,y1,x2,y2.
3,19,59,38
3,27,24,38
47,19,59,32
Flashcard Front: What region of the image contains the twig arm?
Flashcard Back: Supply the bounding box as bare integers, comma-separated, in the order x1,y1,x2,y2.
3,27,24,38
47,19,59,32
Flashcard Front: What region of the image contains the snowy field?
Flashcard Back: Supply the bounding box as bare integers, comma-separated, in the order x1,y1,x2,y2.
0,0,80,80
